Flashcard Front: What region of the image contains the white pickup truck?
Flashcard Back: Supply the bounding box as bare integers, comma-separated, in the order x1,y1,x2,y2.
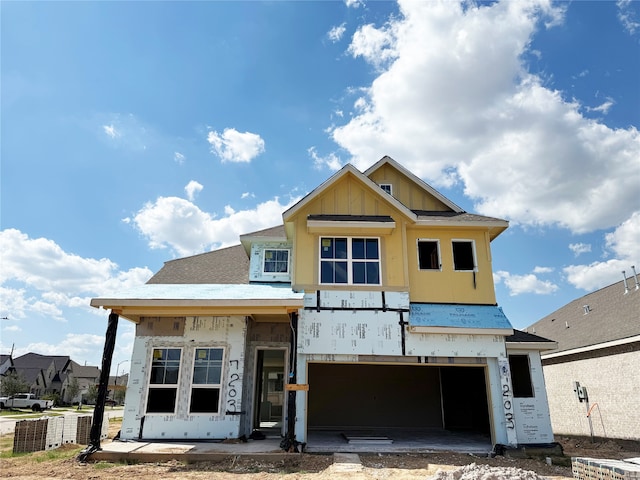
0,393,54,411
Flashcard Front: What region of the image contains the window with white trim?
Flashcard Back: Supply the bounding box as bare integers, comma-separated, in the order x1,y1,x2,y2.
263,249,289,274
189,347,224,413
146,348,181,413
417,239,441,270
452,240,476,271
320,237,380,285
380,184,392,195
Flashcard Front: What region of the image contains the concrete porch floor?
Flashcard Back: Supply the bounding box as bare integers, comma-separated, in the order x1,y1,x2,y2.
89,428,493,463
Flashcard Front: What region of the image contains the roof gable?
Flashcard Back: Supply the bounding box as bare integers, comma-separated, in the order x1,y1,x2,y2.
283,163,417,223
364,156,463,212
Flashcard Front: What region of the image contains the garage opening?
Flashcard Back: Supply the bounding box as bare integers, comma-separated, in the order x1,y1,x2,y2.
307,363,490,435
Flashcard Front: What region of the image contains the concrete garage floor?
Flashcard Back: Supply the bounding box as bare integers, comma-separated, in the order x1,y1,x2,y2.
90,428,493,463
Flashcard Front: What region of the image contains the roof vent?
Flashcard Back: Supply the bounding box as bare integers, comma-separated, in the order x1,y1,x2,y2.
622,271,630,294
632,265,639,291
583,305,590,315
565,321,570,328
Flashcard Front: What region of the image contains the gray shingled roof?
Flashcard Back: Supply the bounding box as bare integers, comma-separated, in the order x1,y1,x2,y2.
527,276,640,354
239,224,286,239
13,353,70,372
413,210,507,223
147,244,250,284
506,330,555,344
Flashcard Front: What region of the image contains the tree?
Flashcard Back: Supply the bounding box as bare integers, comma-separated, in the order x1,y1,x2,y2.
0,371,30,409
85,384,98,405
67,377,80,406
114,387,126,405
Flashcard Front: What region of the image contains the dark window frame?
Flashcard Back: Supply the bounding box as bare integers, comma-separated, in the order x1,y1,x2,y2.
452,240,476,271
319,237,381,285
263,248,290,274
189,347,225,414
146,347,182,414
508,354,534,398
417,239,441,270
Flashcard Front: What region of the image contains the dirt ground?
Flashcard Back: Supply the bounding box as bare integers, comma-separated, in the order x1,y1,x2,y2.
1,421,638,480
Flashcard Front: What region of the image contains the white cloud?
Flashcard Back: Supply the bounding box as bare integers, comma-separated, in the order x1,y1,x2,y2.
128,195,301,257
348,23,397,70
174,152,186,164
185,180,203,201
345,0,363,8
564,211,640,291
308,147,343,171
0,229,153,321
569,242,591,257
533,266,554,274
3,325,21,332
207,128,265,163
328,23,347,43
241,192,255,199
617,0,640,35
99,113,150,151
494,270,559,296
13,333,105,363
330,0,640,235
586,99,614,115
103,124,120,139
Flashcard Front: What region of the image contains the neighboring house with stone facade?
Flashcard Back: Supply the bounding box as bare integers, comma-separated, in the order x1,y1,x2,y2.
91,156,557,451
527,274,640,441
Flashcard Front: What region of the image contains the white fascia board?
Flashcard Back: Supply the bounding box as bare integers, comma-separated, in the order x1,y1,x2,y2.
90,298,304,308
541,334,640,360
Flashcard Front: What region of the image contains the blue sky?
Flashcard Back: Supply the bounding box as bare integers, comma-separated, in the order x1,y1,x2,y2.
2,0,639,374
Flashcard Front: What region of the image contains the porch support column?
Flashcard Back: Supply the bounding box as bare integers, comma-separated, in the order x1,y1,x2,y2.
77,310,119,461
283,311,299,450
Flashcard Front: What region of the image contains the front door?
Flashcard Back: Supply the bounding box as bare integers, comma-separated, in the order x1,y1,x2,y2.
253,349,286,433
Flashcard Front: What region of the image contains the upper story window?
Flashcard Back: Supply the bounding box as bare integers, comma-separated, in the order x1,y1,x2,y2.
452,240,476,271
418,239,440,270
147,347,181,413
263,249,289,274
320,237,380,285
380,184,392,195
190,347,224,414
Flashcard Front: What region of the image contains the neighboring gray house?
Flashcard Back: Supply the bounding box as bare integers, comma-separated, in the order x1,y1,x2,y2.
0,354,14,376
527,273,640,441
61,361,100,404
12,353,70,397
11,353,101,403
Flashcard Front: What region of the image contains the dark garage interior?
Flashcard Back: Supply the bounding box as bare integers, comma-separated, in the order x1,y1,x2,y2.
307,362,490,435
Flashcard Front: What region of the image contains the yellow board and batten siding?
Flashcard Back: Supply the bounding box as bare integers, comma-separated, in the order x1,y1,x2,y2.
367,163,451,211
289,172,410,291
287,167,500,306
406,227,498,305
